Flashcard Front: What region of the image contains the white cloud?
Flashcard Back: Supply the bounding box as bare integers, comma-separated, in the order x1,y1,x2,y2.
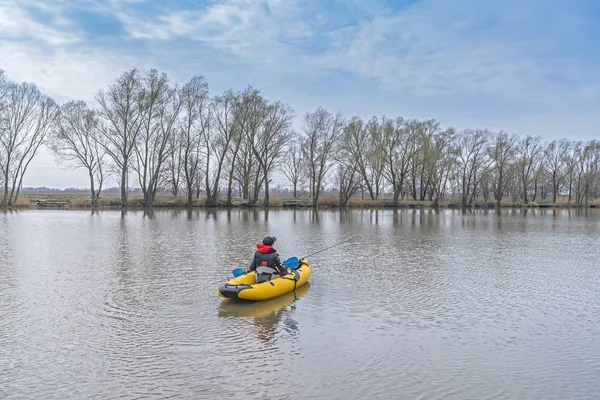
316,0,600,102
110,0,330,73
1,0,599,188
0,0,148,188
100,0,600,106
0,0,80,45
1,0,597,115
0,40,142,104
0,0,154,103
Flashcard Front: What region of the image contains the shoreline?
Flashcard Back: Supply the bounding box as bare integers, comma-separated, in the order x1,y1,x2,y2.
3,192,599,210
5,201,600,211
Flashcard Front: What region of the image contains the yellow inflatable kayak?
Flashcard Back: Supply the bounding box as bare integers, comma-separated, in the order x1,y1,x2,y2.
218,259,311,301
217,282,311,317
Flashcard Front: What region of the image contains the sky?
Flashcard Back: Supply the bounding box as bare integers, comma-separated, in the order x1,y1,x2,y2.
1,0,599,189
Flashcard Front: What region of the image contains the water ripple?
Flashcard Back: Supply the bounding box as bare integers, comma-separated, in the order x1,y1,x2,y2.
1,209,600,399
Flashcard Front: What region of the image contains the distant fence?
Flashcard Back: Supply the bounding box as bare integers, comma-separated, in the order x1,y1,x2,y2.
33,199,72,209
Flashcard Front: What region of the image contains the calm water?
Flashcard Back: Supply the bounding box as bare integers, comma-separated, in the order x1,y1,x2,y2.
1,208,599,399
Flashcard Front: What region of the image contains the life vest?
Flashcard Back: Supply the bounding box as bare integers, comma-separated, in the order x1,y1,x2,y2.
253,244,282,283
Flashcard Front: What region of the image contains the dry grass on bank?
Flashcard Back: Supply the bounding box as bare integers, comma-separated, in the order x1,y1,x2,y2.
19,192,191,208
11,195,31,207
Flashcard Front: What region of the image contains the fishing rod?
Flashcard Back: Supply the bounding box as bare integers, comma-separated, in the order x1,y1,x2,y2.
232,239,350,278
301,239,350,259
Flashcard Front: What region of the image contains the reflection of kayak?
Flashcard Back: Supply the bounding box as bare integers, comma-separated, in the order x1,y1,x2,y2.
218,259,311,301
217,282,311,318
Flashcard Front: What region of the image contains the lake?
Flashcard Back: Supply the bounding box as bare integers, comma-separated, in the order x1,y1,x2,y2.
1,208,599,399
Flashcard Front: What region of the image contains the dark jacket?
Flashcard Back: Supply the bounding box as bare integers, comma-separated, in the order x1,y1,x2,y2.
248,243,283,274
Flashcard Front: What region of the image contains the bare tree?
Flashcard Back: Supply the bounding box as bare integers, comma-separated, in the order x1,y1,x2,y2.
365,118,387,200
226,89,271,206
234,132,259,200
205,90,238,207
531,150,547,202
96,68,143,207
179,76,210,206
575,140,600,206
224,128,243,206
342,116,386,200
455,129,492,207
166,128,184,197
193,167,205,199
564,142,580,203
251,100,293,206
0,71,8,191
337,121,364,206
0,69,7,102
231,88,292,206
0,70,7,118
48,101,106,207
336,162,361,207
378,117,418,206
0,81,58,206
133,69,183,207
224,95,246,207
487,132,517,208
301,107,344,207
409,119,441,201
428,128,457,206
241,143,258,200
516,135,543,203
234,88,267,205
544,139,570,203
281,140,306,198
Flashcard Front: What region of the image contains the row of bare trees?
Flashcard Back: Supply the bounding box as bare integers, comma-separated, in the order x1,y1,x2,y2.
2,67,599,208
0,70,58,206
87,69,296,208
278,111,600,208
331,119,600,207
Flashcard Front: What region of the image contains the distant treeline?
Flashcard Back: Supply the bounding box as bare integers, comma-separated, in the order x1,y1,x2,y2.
1,68,599,208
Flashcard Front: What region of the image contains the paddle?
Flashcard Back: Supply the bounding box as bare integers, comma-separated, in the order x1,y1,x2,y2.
232,257,297,278
283,256,299,270
232,268,245,278
276,240,350,272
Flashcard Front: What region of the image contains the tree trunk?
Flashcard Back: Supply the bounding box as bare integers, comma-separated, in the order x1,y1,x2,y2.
226,150,240,206
206,192,218,207
264,177,270,207
121,160,128,207
95,176,103,207
391,187,401,207
226,177,234,207
89,170,97,207
2,156,10,205
14,180,23,205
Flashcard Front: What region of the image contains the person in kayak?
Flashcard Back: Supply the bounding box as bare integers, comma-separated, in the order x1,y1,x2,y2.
248,236,286,283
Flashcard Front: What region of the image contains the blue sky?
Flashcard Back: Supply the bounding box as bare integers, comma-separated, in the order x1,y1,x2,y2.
1,0,599,188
